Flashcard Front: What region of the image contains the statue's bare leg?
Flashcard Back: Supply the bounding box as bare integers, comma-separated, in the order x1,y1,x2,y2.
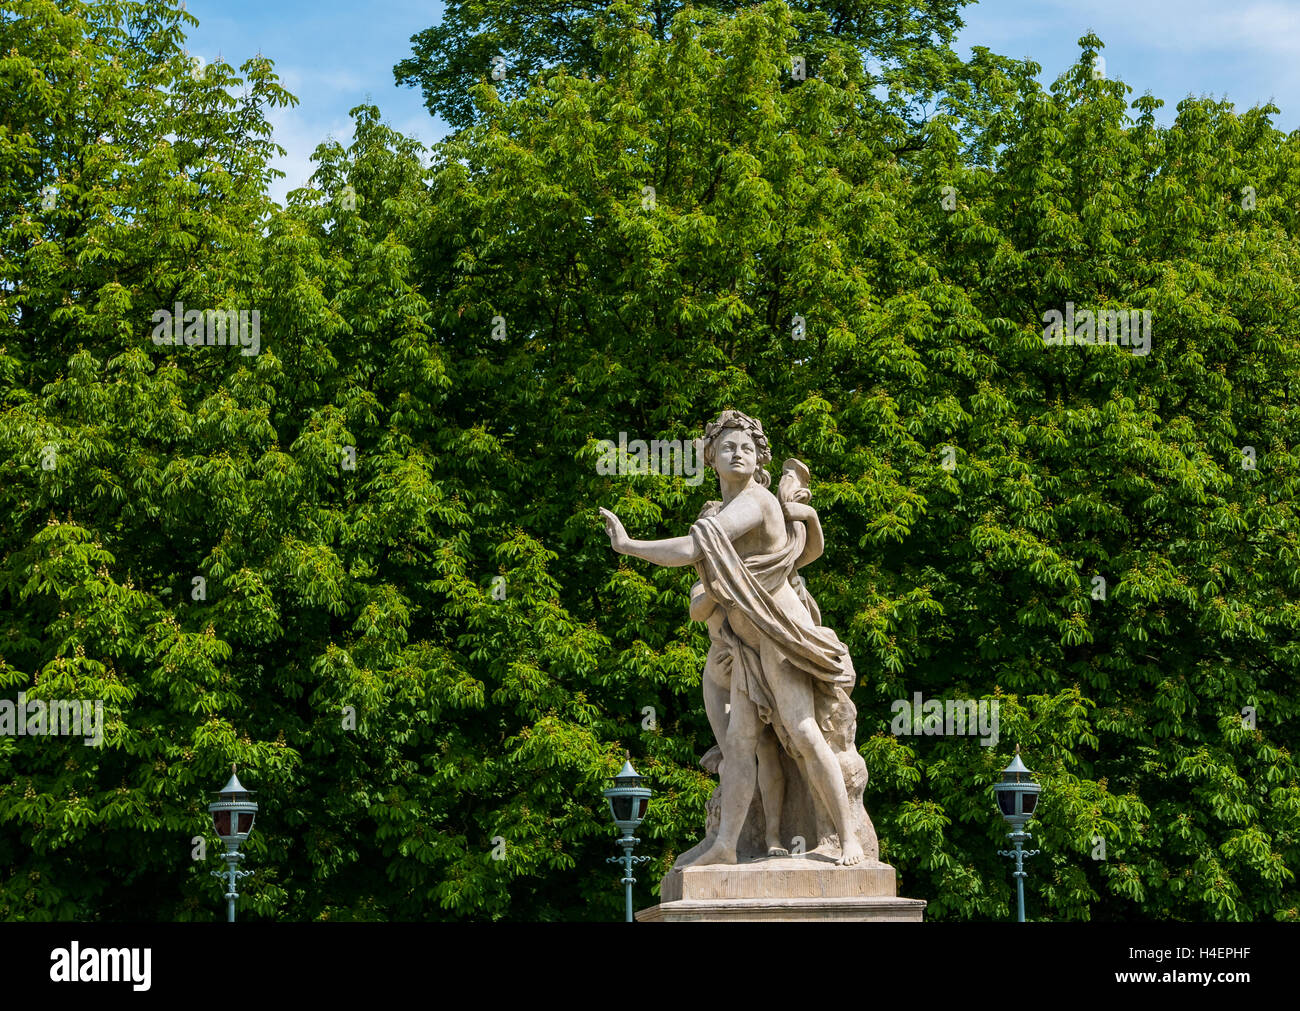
761,640,864,866
792,717,863,865
672,645,734,870
690,687,761,866
756,728,787,855
701,646,730,757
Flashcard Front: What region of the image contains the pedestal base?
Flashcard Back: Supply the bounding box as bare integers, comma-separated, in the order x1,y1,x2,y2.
635,856,927,922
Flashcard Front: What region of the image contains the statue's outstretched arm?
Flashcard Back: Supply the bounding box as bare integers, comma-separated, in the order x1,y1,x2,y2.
600,494,763,568
600,506,699,567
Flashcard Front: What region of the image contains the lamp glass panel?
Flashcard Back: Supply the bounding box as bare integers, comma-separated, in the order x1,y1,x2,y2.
237,812,255,834
213,810,232,835
1022,792,1038,815
612,796,634,821
996,791,1015,816
637,798,648,819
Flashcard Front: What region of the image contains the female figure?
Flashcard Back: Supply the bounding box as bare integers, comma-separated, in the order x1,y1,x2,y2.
600,411,868,866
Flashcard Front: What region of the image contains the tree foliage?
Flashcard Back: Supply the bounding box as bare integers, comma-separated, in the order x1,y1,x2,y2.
2,0,1298,921
394,0,973,131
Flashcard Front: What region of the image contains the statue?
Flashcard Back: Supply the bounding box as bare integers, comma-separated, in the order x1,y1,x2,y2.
599,410,879,868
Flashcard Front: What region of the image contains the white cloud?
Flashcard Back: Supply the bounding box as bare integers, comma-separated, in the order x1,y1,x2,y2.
1046,0,1300,56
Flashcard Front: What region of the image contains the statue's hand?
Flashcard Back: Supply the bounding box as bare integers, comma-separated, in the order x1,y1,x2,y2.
782,500,816,523
598,507,630,554
689,580,718,623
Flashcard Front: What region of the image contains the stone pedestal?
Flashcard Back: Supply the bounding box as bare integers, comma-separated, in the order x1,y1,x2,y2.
636,856,927,922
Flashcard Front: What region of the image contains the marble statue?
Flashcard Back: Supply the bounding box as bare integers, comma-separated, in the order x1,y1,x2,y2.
600,410,879,868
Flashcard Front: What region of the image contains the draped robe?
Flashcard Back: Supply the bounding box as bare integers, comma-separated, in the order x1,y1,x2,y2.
690,514,856,755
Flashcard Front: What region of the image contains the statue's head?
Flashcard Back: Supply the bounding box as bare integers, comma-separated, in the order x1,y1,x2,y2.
701,410,772,488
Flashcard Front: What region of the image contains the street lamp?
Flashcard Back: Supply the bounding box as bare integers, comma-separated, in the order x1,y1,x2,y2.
602,756,652,923
208,764,257,922
995,747,1041,923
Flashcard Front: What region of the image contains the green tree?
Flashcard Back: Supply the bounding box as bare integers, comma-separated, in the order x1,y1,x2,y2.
0,0,305,919
2,0,1297,924
405,5,1300,920
394,0,973,131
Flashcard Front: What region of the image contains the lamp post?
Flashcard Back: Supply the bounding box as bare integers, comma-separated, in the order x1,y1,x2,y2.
207,764,257,922
602,756,652,923
994,747,1041,923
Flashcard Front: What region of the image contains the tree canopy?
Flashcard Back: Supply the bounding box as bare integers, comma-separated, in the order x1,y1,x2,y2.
2,0,1298,921
394,0,974,131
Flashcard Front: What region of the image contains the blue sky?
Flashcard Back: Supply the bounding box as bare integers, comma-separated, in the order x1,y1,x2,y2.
181,1,1300,203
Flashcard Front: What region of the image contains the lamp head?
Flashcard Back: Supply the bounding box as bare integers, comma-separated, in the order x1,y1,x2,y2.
602,757,651,836
208,764,257,851
994,749,1040,830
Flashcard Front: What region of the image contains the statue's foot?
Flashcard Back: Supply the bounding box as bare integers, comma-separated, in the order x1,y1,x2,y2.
691,841,737,866
766,846,790,858
838,839,866,866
